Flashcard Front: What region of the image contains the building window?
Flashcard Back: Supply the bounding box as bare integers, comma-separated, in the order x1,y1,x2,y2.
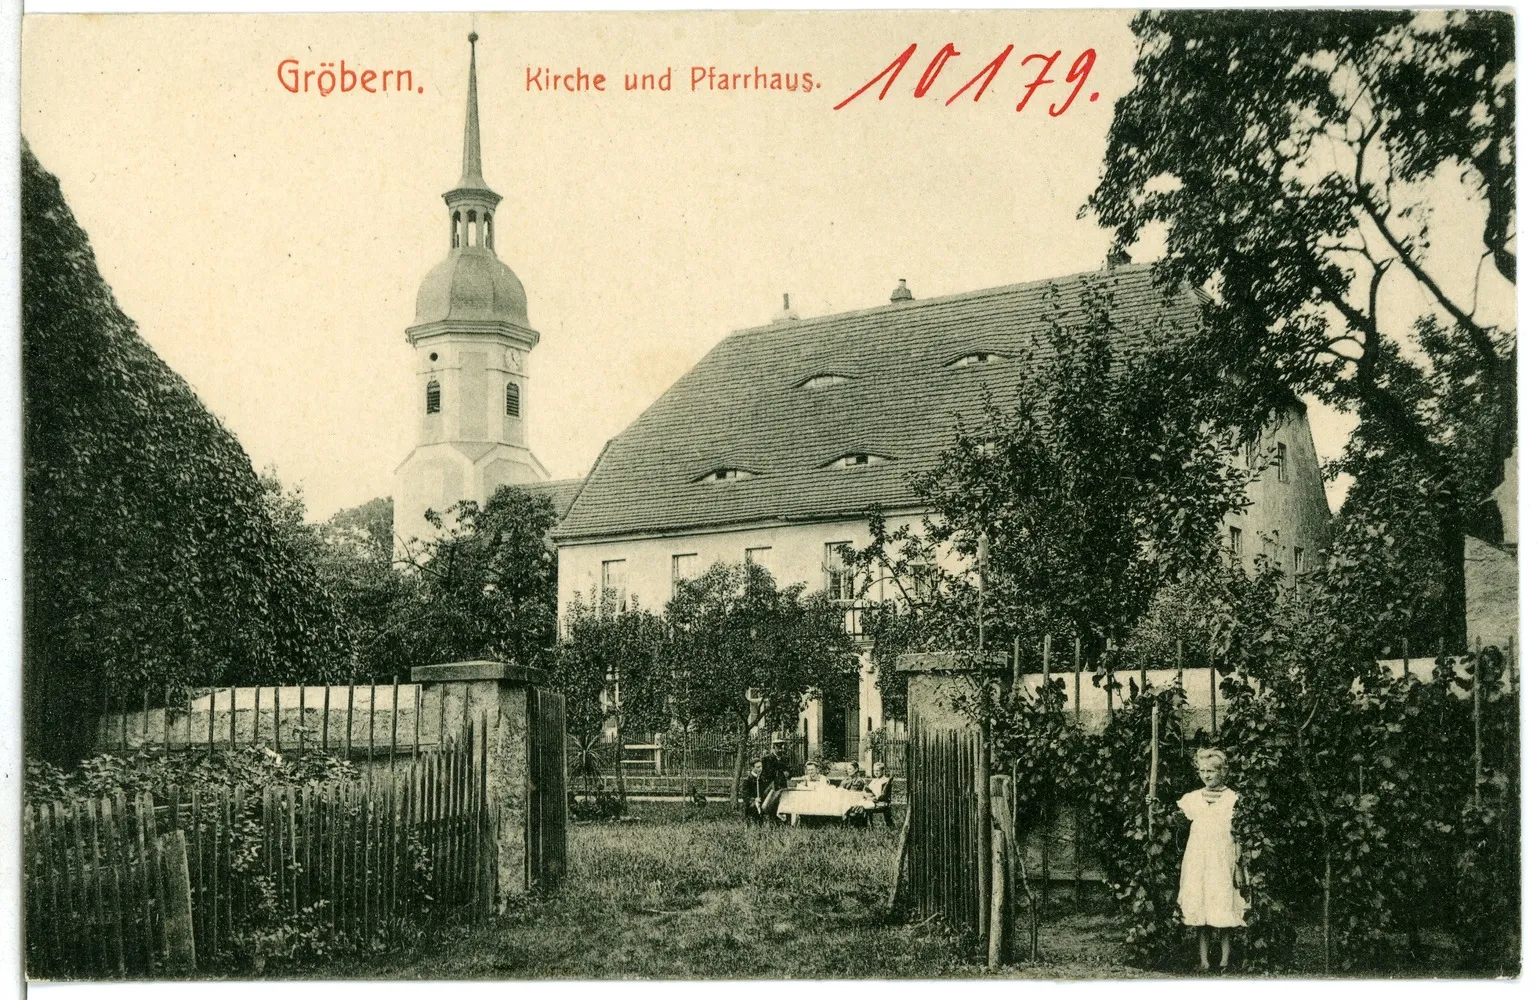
1276,442,1289,482
1229,526,1243,558
451,211,461,249
824,542,856,600
797,373,854,389
1293,546,1304,574
506,382,521,417
698,468,754,483
826,453,886,469
946,351,1004,368
907,561,939,604
425,380,441,414
670,553,698,598
601,559,628,610
745,546,772,568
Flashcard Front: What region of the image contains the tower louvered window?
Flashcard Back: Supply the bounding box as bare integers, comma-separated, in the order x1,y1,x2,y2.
426,380,441,414
506,382,521,417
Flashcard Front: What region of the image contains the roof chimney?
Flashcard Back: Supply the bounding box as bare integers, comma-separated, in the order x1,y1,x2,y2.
1105,247,1132,268
889,278,914,304
772,292,799,324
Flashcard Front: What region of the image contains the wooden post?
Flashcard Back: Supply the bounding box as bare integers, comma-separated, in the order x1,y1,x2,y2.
228,687,236,747
1148,703,1160,838
322,685,331,751
274,686,283,753
346,684,355,759
975,536,992,942
299,685,307,754
391,677,401,773
1210,660,1218,733
253,685,261,747
369,683,377,766
1105,644,1114,715
142,689,151,746
1139,651,1147,692
1073,637,1082,721
987,773,1013,969
207,688,215,753
1402,636,1411,680
1473,638,1483,810
160,830,196,972
414,684,422,760
1176,638,1184,689
1042,634,1051,682
163,686,172,755
1012,636,1021,691
886,798,913,916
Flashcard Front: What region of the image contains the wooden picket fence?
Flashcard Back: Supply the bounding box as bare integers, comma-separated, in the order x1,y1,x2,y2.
94,681,480,762
899,723,984,937
25,719,492,979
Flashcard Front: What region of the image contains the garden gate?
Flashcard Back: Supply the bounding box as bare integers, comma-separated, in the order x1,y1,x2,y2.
527,686,567,888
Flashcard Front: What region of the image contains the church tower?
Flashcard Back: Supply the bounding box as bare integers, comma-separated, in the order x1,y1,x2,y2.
394,33,548,550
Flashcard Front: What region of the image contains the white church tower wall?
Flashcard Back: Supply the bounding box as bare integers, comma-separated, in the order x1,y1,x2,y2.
394,33,548,553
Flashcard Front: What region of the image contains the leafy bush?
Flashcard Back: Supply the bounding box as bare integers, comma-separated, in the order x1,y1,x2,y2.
24,746,358,803
987,632,1518,974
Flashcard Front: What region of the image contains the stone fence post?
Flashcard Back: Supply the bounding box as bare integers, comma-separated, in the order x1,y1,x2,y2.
410,659,546,908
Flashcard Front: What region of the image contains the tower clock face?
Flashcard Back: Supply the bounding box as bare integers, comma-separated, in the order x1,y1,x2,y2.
505,348,524,373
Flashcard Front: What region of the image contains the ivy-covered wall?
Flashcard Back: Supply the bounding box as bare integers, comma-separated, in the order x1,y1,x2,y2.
22,140,347,763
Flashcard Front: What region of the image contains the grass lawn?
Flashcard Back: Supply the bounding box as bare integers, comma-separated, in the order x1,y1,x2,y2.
326,800,1151,980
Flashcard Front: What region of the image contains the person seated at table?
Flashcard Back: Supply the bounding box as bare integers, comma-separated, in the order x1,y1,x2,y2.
795,760,830,787
739,758,776,824
867,760,894,827
761,747,790,790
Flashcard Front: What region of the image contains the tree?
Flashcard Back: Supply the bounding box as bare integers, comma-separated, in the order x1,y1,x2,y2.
851,275,1253,669
306,496,424,678
551,591,670,806
1088,10,1515,645
664,561,860,803
22,141,348,762
388,486,560,674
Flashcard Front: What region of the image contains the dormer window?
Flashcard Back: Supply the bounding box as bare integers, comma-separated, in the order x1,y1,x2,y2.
796,373,855,390
826,453,886,469
425,380,441,414
946,351,1005,369
697,468,755,484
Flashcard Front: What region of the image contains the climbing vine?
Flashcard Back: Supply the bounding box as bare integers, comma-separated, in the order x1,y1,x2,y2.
987,639,1518,974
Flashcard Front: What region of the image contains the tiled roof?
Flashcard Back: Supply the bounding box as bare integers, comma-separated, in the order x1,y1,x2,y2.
552,264,1203,541
520,477,587,519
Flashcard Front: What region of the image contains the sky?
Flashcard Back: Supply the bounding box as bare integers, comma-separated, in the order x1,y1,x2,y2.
18,10,1494,521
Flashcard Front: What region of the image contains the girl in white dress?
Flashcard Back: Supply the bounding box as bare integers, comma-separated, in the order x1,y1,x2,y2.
1177,748,1246,972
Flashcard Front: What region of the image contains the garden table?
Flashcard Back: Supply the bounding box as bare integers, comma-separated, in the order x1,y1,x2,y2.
775,782,874,825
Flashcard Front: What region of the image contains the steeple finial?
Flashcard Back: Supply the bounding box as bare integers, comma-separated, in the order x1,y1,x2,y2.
457,32,489,192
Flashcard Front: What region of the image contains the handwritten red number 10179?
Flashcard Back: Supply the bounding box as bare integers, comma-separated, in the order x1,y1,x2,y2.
834,43,1097,115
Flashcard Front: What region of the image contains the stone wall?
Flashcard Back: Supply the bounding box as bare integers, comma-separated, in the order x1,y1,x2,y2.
1465,535,1518,655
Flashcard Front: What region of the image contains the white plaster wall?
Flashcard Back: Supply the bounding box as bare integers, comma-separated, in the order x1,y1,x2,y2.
556,513,929,619
1223,405,1334,577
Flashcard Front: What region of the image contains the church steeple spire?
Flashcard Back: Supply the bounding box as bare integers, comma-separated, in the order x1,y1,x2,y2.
444,32,501,251
456,32,490,193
